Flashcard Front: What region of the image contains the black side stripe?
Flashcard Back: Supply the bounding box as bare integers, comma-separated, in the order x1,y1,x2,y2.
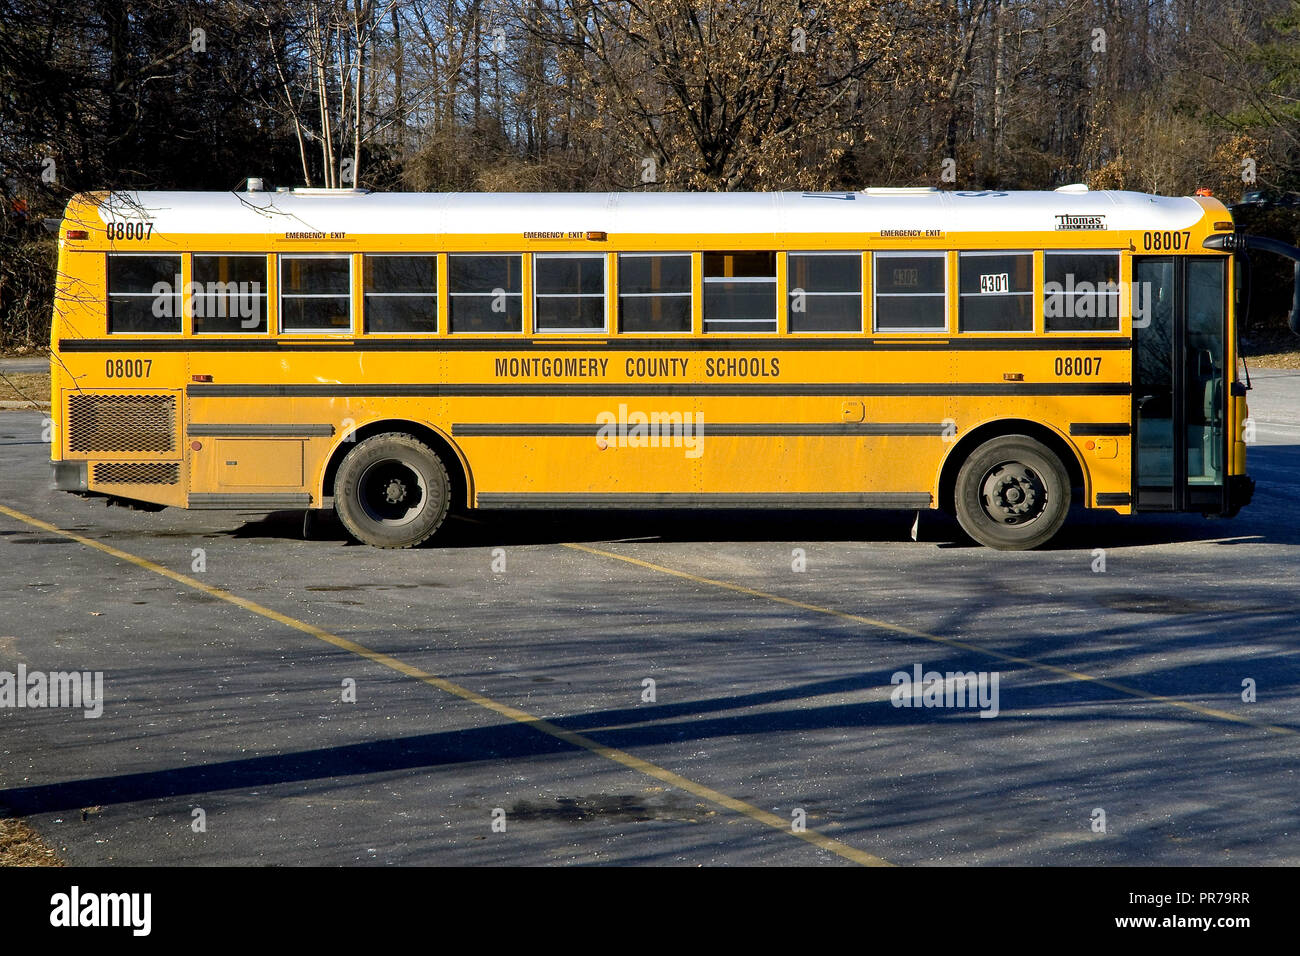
189,382,1131,398
453,422,950,437
187,423,335,437
1069,423,1131,436
189,493,313,509
58,336,1133,353
475,492,933,510
1096,492,1133,506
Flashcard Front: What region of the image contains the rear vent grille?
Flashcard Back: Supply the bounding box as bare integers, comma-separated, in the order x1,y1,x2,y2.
92,462,180,485
68,394,176,453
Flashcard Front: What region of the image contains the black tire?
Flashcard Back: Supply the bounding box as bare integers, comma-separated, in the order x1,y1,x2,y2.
334,433,450,548
953,435,1071,550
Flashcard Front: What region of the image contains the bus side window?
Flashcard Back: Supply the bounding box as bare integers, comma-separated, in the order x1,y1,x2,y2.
193,255,268,333
448,255,523,333
364,255,437,333
618,254,691,333
874,252,946,332
958,251,1033,332
703,251,776,333
534,254,605,333
107,254,182,333
1044,252,1121,332
280,255,352,333
788,253,862,333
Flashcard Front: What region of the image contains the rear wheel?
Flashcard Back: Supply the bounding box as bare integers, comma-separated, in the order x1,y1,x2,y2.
334,433,450,548
954,435,1071,550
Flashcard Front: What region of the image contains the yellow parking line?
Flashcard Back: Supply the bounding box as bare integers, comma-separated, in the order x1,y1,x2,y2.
563,542,1297,738
0,503,888,866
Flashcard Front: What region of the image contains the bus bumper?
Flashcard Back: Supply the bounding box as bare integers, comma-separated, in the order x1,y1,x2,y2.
51,460,87,491
1227,473,1255,515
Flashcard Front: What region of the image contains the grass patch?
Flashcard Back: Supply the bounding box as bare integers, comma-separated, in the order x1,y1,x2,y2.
1243,330,1300,370
0,370,50,406
0,817,63,866
1245,347,1300,370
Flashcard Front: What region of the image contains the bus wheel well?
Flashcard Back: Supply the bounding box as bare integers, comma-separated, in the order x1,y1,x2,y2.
938,420,1085,516
322,419,471,511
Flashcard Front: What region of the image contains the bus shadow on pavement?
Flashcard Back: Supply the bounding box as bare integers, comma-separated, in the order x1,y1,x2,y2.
220,443,1300,551
3,655,1296,855
227,506,952,547
221,506,1298,552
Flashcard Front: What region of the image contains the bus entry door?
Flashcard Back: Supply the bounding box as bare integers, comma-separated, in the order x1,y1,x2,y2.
1132,255,1227,512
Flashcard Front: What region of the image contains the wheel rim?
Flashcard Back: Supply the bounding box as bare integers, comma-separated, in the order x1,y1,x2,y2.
978,460,1048,526
357,459,427,527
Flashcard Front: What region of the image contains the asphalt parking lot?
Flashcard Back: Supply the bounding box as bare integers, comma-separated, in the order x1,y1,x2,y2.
1,370,1298,866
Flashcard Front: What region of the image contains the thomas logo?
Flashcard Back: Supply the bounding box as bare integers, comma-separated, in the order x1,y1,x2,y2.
1055,214,1107,230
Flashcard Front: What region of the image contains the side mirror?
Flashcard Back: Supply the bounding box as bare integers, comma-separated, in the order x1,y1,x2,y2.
1210,233,1300,338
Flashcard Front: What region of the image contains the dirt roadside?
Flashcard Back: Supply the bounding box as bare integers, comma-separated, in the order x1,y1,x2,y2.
0,818,63,867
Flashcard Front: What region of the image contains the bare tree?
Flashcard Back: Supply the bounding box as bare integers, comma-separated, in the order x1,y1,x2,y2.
521,0,936,190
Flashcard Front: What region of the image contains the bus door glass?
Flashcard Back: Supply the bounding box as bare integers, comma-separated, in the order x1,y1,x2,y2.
1132,256,1227,511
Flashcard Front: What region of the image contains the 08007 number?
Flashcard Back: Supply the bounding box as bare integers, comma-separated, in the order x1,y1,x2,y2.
106,221,154,240
105,358,152,378
1142,230,1191,251
1055,356,1100,376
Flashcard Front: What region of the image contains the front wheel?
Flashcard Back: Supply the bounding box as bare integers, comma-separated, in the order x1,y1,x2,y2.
334,433,450,548
953,435,1071,550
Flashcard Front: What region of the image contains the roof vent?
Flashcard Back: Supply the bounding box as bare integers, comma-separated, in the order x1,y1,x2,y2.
245,177,265,192
1054,183,1089,193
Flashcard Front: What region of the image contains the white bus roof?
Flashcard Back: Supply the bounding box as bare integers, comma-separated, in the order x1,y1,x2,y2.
84,187,1211,236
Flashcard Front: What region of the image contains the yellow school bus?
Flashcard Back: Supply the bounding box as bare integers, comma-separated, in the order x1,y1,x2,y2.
48,184,1258,549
